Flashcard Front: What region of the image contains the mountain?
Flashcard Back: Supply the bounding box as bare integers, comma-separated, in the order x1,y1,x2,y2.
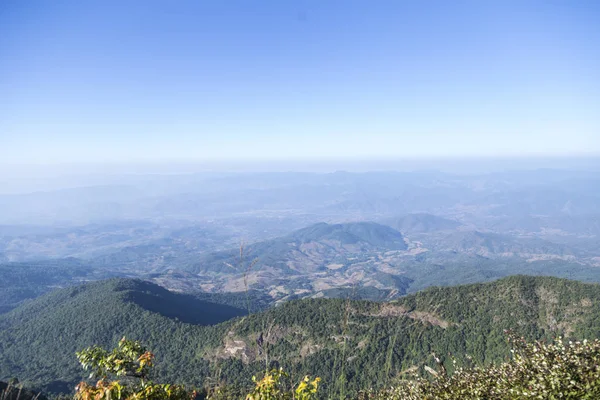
478,188,600,217
145,220,600,301
205,275,600,395
193,222,408,273
287,222,407,249
385,213,461,234
0,259,120,314
2,276,600,397
179,222,408,296
422,230,572,258
0,278,245,394
141,220,600,303
3,170,600,291
6,218,597,313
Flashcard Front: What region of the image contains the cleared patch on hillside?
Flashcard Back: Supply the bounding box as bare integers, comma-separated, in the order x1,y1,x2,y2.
366,304,452,329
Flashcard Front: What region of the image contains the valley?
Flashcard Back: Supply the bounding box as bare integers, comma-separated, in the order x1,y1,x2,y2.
1,170,600,311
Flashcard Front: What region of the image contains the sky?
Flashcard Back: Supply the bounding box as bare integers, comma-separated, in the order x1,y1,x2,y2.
1,0,599,166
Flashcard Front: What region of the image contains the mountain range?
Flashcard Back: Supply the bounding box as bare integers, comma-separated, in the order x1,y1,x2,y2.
2,216,600,314
2,275,599,396
147,220,600,301
2,169,600,397
384,213,461,233
1,170,599,309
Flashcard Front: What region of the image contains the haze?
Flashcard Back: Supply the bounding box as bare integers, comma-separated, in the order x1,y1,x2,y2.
3,3,600,396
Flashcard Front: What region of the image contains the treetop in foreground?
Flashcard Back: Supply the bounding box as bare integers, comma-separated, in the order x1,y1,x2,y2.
360,332,600,399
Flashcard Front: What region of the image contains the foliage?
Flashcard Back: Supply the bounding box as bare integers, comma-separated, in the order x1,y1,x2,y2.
75,338,193,400
359,334,600,399
74,340,321,400
191,291,273,314
0,380,46,400
2,276,600,397
243,369,320,400
72,334,600,399
0,279,234,394
77,337,155,380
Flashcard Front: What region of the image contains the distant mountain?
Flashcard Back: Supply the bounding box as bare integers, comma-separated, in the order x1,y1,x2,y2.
147,220,600,300
287,222,407,249
474,188,600,217
385,213,461,234
2,276,600,397
424,230,571,258
3,169,600,273
545,214,600,236
477,213,600,237
187,222,407,290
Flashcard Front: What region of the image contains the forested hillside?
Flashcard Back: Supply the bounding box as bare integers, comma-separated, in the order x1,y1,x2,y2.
1,276,599,397
0,279,245,394
0,259,120,313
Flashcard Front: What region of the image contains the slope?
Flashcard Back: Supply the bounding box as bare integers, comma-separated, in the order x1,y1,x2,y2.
208,275,600,394
2,276,600,397
0,259,119,314
0,278,245,394
181,222,408,295
421,230,572,258
385,213,461,234
192,222,407,274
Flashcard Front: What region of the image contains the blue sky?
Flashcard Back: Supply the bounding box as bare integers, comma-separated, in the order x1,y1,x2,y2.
1,0,599,165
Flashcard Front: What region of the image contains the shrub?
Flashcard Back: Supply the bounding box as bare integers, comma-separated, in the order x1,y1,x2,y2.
75,337,194,400
244,369,320,400
358,333,600,399
74,339,320,400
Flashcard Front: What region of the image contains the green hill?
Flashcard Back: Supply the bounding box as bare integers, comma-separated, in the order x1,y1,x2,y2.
0,278,245,394
1,276,600,397
0,259,119,314
287,222,407,249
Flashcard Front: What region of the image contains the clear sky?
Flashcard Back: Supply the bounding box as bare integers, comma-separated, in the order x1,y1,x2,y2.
1,0,599,165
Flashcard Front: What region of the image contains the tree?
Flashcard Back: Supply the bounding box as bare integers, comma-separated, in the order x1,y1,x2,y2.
243,368,320,400
74,338,320,400
75,337,194,400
